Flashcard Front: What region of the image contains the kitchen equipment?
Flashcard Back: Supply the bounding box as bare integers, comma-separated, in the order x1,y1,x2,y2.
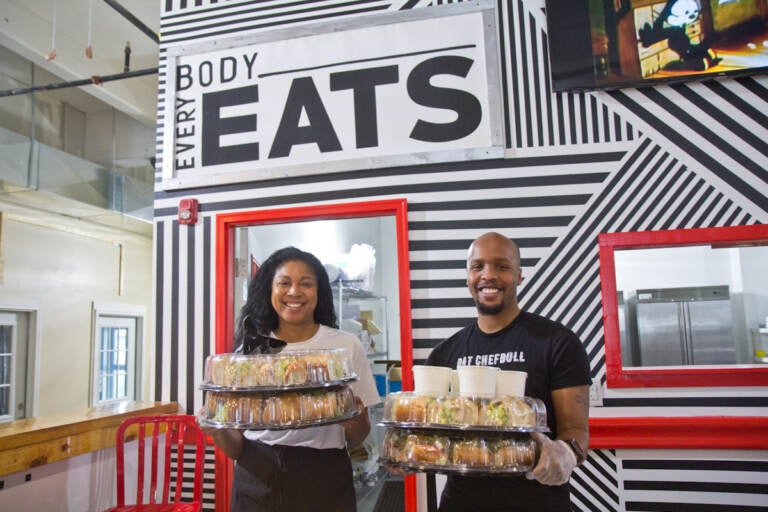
633,285,736,366
751,326,768,363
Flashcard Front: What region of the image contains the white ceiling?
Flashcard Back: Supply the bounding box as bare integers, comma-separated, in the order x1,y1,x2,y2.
0,0,161,126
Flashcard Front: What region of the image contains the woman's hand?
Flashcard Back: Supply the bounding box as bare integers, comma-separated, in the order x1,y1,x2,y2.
342,397,371,449
197,412,245,460
381,461,415,477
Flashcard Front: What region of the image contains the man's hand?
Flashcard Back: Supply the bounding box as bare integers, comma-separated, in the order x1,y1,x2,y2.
525,432,577,486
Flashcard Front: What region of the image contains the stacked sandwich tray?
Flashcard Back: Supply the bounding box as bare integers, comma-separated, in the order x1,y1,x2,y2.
198,349,360,430
378,392,548,475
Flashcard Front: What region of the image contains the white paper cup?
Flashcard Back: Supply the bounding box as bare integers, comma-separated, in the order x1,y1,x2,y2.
457,366,499,397
496,370,527,396
412,365,452,395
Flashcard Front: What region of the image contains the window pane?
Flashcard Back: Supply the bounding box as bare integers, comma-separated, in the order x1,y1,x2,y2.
0,326,11,353
101,376,111,402
100,349,108,373
0,355,9,385
95,316,136,404
117,372,127,397
0,386,9,416
100,328,110,351
116,329,127,351
108,343,117,372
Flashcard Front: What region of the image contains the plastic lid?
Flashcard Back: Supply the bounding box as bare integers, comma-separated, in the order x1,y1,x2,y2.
202,348,355,389
381,391,548,431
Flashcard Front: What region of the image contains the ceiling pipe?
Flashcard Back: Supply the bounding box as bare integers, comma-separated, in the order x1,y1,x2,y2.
0,67,158,98
102,0,159,43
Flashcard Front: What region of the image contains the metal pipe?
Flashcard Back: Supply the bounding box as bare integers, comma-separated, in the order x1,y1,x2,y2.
0,67,158,98
101,0,159,43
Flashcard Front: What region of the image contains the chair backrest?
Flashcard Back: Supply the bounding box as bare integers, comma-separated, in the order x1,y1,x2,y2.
114,414,206,506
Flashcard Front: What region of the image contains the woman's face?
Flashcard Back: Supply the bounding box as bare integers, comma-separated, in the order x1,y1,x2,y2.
271,259,318,328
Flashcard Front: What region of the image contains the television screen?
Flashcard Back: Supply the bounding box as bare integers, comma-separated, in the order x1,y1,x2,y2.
545,0,768,92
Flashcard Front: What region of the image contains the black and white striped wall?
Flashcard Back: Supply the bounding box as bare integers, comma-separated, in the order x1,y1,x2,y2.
154,1,768,510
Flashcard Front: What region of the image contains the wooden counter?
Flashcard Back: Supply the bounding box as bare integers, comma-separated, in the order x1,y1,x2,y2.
0,401,180,477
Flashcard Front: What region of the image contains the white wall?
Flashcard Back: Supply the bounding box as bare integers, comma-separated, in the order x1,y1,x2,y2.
615,245,733,292
615,244,768,327
0,216,154,415
0,448,117,512
740,246,768,329
0,437,163,512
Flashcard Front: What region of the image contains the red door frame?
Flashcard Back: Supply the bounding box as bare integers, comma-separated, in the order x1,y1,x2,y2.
213,198,416,512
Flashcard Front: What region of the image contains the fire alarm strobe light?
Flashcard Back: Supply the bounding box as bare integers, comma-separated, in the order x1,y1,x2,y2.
178,198,199,225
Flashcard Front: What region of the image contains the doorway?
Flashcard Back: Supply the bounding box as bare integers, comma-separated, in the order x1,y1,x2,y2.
213,198,416,512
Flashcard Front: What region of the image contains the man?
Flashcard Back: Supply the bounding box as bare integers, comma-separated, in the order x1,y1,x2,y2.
426,232,591,511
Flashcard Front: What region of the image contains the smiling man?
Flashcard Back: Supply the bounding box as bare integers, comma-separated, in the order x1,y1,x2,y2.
425,232,592,512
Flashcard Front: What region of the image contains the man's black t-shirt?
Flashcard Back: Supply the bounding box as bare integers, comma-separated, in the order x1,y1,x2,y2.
425,311,592,512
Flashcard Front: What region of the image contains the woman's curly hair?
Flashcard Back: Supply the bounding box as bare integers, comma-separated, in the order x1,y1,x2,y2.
234,246,337,345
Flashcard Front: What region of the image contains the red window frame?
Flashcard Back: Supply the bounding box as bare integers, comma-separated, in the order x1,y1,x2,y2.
598,224,768,388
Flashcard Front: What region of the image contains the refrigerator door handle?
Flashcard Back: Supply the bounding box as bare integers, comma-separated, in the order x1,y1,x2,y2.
681,302,694,365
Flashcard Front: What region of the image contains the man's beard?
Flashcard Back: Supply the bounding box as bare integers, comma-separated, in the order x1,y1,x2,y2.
475,299,504,316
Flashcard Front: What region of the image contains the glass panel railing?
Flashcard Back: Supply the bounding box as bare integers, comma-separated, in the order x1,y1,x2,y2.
36,142,112,209
0,126,33,187
119,174,153,222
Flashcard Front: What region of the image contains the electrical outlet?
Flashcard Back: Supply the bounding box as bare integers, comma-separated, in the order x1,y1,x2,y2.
589,381,603,406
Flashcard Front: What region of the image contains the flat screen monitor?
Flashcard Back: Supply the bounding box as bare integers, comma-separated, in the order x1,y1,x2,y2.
545,0,768,92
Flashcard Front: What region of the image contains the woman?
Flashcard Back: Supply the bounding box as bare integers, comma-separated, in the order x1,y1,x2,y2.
205,246,380,512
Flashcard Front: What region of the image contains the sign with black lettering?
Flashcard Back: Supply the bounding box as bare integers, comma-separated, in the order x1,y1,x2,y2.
161,0,504,189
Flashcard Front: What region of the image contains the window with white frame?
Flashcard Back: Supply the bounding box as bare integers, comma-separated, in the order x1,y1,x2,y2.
0,318,14,421
0,310,33,421
92,305,144,405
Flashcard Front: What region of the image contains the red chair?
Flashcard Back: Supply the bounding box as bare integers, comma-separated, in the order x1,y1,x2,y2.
104,414,206,512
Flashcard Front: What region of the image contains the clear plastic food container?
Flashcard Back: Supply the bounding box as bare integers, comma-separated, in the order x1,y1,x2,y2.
491,437,537,469
202,348,355,389
381,392,548,431
404,431,452,466
428,395,479,425
382,392,437,423
379,428,538,474
451,438,492,467
381,428,410,463
199,385,358,429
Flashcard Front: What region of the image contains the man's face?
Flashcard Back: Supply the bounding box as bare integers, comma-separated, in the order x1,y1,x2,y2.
466,236,522,316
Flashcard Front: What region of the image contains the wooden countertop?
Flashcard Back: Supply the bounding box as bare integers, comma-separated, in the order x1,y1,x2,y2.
0,401,181,476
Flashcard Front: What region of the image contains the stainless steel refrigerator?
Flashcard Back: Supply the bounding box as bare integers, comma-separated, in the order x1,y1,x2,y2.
617,291,634,367
634,285,736,366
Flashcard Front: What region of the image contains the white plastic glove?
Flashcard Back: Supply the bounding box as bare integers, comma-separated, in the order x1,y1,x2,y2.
525,432,578,486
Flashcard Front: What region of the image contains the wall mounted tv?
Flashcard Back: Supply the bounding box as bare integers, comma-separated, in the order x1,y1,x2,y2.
545,0,768,92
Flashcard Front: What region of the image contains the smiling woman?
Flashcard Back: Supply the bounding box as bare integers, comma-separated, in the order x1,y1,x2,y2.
202,245,382,512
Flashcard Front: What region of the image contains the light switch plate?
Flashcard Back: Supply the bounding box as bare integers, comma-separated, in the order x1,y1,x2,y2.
589,381,603,406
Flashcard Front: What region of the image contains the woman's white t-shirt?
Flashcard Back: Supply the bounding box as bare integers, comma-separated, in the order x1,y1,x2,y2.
243,325,381,449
